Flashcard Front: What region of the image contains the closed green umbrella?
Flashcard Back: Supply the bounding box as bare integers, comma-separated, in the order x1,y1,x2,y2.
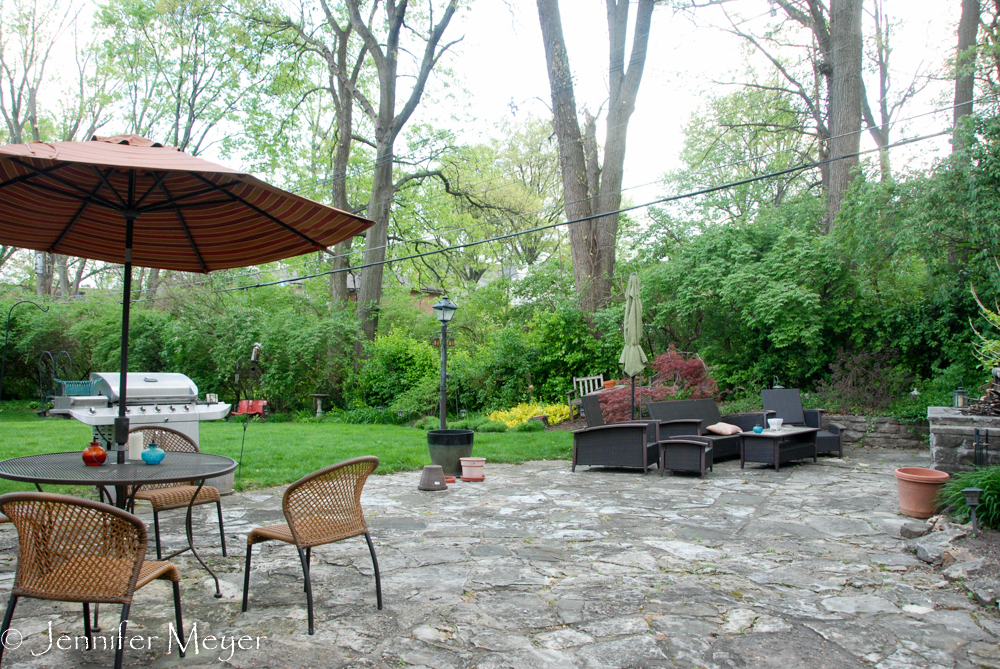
619,272,648,419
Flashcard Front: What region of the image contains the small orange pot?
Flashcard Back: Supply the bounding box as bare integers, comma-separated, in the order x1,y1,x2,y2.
82,441,107,466
894,467,950,519
603,380,616,390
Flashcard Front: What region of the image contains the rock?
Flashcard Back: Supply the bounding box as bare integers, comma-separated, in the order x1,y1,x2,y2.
911,528,966,564
966,579,1000,607
967,641,1000,669
900,521,932,539
944,558,984,581
820,595,899,615
941,547,975,568
720,608,757,634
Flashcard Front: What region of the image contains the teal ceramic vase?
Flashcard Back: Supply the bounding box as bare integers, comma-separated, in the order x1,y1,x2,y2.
141,441,166,465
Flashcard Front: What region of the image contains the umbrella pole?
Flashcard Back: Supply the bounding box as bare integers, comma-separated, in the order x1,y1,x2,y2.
631,376,636,420
114,216,135,465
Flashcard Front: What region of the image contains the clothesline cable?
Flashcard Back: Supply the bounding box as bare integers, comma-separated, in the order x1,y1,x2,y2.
206,127,949,296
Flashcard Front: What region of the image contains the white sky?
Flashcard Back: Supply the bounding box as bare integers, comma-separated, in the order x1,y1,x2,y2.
425,0,962,208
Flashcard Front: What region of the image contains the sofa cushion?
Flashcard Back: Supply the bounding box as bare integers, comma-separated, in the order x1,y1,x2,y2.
706,422,741,436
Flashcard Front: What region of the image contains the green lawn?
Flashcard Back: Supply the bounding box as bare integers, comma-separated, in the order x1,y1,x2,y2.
0,408,573,493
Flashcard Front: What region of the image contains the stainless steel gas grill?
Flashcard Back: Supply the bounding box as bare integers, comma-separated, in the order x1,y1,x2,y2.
61,372,233,492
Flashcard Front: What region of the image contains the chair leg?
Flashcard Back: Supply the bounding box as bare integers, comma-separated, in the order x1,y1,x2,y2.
297,548,315,635
153,510,163,561
114,604,130,669
241,543,253,613
171,580,186,658
82,603,93,651
303,547,311,592
365,533,383,611
0,595,18,665
93,603,100,632
216,501,228,557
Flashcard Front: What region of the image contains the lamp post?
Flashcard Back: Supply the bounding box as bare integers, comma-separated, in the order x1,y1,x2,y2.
962,487,983,534
1,300,49,411
432,296,458,430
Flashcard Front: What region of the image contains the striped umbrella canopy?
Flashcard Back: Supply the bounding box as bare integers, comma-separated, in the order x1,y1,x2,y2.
0,135,374,453
619,273,648,419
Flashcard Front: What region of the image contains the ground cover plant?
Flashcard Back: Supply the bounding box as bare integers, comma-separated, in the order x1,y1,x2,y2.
0,405,573,495
941,466,1000,530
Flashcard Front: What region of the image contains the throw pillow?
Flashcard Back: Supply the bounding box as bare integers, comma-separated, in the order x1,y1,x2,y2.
706,422,742,436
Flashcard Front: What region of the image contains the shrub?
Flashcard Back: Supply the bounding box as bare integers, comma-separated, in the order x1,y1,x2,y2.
476,420,508,433
815,348,914,414
488,402,571,427
413,415,438,431
598,348,718,423
266,412,293,423
512,419,545,433
351,330,439,408
940,467,1000,530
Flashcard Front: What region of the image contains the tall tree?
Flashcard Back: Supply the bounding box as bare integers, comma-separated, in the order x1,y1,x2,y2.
825,0,863,229
954,0,981,150
536,0,654,314
344,0,460,340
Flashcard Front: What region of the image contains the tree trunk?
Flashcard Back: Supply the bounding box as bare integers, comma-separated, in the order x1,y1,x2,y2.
954,0,981,150
347,0,459,340
536,0,654,313
825,0,863,231
145,267,160,299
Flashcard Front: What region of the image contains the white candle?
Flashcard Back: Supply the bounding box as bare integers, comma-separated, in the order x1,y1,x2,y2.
128,433,144,461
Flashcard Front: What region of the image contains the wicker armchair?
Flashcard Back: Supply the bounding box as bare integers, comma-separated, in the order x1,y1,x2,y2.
0,493,185,669
242,456,382,635
762,389,844,457
571,395,661,473
128,426,227,560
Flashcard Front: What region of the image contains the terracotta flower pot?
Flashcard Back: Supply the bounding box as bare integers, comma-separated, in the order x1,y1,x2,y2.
603,380,616,390
460,457,486,481
894,467,950,519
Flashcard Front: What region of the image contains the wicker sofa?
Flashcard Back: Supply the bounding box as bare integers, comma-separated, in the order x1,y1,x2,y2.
646,399,768,461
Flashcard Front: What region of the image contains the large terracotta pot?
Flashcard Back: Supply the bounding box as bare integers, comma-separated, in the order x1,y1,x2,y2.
894,467,950,519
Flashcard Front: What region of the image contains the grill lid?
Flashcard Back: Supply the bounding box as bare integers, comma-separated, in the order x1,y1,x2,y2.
90,372,198,403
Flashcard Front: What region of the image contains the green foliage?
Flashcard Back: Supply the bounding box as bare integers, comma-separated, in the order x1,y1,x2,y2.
511,419,545,433
940,467,1000,530
350,329,439,409
475,420,508,433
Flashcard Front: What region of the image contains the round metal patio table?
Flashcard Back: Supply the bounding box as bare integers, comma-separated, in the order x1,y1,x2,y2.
0,451,237,598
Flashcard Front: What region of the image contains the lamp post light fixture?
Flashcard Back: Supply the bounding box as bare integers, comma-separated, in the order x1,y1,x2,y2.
397,408,404,419
432,296,458,429
962,487,983,534
460,409,467,420
447,336,455,347
954,383,968,409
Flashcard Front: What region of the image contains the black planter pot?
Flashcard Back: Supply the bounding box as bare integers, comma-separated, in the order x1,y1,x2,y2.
427,429,474,475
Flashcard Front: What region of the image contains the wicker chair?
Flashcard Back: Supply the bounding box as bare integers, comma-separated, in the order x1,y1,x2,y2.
242,456,382,635
762,389,844,457
128,426,227,560
0,493,185,669
571,395,661,473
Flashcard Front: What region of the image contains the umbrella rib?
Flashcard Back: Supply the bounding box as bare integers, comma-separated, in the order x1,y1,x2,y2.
134,171,170,209
90,165,126,208
135,182,238,213
49,176,114,252
9,157,120,209
159,181,208,273
0,162,64,191
190,173,326,249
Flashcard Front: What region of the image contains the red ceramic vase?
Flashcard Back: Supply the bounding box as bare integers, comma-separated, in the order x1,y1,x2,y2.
82,442,107,466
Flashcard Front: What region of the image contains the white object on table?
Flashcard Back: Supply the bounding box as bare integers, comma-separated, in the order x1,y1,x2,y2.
767,418,784,431
128,432,144,461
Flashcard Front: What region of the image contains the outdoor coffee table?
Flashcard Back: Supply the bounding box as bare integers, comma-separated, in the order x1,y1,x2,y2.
0,451,237,598
739,426,819,471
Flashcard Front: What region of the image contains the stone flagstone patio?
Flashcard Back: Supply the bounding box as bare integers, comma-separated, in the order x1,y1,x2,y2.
0,446,997,668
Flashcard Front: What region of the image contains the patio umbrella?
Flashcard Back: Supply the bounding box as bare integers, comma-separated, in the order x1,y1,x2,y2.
619,272,648,420
0,135,373,457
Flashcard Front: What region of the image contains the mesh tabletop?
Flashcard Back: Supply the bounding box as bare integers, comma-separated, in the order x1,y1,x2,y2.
0,452,237,486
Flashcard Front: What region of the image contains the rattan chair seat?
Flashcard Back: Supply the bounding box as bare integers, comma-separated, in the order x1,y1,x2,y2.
134,484,220,510
247,523,294,545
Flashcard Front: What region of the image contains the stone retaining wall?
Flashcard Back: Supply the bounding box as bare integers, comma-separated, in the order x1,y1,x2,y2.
928,406,1000,472
824,414,929,450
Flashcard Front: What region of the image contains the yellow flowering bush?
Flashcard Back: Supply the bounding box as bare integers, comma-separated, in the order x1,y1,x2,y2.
488,402,570,427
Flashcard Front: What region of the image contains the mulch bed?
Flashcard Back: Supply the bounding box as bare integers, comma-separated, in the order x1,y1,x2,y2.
956,528,1000,581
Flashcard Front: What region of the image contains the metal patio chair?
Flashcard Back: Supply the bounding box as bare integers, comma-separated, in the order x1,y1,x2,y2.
242,456,382,635
128,426,227,560
0,493,185,669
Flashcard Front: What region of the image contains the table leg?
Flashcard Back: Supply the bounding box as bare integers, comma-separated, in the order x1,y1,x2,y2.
115,485,127,510
185,479,223,598
774,441,780,472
